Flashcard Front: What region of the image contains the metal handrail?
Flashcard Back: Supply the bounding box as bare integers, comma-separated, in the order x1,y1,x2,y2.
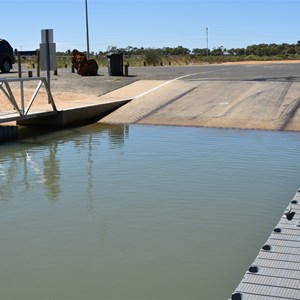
0,77,57,116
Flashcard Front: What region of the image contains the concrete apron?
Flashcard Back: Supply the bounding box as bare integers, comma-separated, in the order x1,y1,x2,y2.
0,99,130,143
100,80,300,131
17,99,131,128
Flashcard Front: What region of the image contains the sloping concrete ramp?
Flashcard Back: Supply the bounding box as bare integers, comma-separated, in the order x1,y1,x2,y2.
100,80,300,131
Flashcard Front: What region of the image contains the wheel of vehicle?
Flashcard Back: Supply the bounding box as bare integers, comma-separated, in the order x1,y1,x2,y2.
1,59,11,73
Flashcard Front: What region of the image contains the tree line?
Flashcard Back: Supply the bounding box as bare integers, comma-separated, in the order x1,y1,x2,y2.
59,41,300,57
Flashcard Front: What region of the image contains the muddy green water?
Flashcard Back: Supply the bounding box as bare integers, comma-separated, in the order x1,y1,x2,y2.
1,124,300,300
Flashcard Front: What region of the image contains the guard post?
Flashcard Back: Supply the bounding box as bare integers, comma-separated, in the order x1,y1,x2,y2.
40,29,56,93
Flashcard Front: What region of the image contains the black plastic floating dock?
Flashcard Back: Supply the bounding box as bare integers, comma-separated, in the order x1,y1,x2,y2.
231,188,300,300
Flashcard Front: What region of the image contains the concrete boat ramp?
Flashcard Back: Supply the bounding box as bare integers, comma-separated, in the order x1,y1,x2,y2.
99,79,300,131
2,77,300,131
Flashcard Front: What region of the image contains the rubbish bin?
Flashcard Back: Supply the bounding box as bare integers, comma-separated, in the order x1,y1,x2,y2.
107,52,123,76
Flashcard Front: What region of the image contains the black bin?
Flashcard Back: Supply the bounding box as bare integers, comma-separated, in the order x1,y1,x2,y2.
107,53,123,76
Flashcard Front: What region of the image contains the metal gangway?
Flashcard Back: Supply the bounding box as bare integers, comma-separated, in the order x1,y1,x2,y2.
0,77,57,124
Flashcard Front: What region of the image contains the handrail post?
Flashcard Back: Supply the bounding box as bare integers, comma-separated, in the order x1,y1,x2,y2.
20,81,25,115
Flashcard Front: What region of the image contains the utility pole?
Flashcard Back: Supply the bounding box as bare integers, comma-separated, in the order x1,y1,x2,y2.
206,27,209,56
85,0,90,59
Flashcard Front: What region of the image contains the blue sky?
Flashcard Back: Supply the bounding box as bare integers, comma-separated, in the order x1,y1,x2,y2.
2,0,300,53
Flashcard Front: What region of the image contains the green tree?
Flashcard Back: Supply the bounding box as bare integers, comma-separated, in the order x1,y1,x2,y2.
210,46,225,56
144,48,161,65
192,48,209,55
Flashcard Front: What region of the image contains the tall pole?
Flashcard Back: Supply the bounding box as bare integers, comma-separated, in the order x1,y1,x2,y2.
85,0,90,59
206,27,209,56
45,29,51,89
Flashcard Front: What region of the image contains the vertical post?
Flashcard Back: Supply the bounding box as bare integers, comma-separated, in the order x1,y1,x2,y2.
45,29,51,89
37,50,40,77
20,80,25,115
85,0,90,59
206,27,209,56
40,29,55,104
124,63,129,76
18,52,22,78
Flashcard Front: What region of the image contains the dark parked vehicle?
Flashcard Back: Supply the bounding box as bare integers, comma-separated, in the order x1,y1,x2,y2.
0,39,15,73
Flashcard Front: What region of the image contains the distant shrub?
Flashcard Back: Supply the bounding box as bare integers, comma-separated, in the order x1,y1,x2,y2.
246,55,257,61
144,49,161,65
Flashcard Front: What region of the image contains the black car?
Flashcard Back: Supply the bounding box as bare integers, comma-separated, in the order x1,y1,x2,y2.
0,39,15,73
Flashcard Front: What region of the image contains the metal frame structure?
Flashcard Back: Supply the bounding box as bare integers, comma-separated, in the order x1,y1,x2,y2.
0,77,57,116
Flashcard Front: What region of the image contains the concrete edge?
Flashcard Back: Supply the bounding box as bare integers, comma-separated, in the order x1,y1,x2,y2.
17,99,131,128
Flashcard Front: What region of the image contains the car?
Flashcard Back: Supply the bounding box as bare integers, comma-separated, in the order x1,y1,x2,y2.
0,39,15,73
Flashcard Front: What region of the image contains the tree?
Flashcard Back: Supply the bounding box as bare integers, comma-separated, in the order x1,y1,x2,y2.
106,45,118,53
144,48,161,65
210,46,225,56
172,46,191,55
192,48,209,56
231,48,245,56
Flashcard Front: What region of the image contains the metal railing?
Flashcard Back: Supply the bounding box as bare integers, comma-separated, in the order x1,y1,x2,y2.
0,77,57,116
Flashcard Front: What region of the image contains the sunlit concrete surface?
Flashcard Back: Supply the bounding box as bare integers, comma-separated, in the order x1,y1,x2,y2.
100,79,300,131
